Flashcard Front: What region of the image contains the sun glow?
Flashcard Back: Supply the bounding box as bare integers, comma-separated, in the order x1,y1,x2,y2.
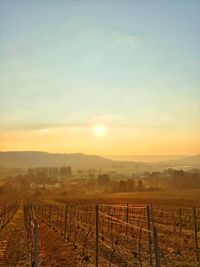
94,125,107,137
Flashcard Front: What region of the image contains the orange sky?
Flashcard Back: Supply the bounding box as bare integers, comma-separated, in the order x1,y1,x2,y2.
1,1,199,155
1,126,199,155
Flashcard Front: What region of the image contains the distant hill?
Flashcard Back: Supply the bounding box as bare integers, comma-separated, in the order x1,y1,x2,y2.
0,151,199,171
105,155,187,162
170,154,200,167
0,151,159,172
0,151,113,169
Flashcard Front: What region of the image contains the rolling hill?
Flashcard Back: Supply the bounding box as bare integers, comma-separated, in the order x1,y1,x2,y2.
0,151,199,171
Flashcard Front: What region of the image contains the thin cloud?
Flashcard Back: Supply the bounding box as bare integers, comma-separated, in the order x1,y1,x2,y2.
112,32,139,47
73,24,139,48
0,116,174,132
0,122,82,131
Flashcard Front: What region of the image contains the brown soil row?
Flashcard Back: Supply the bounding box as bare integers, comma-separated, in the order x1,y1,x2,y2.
38,223,84,266
0,208,29,267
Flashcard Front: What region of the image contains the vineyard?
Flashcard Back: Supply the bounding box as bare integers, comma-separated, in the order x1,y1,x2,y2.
0,201,20,231
0,198,200,266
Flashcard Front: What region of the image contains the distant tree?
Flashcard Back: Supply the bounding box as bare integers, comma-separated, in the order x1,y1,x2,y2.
119,180,127,192
97,174,110,186
87,178,96,190
137,180,144,191
127,179,135,192
60,166,72,179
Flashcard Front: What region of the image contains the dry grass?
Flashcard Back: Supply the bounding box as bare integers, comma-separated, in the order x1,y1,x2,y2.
108,189,200,207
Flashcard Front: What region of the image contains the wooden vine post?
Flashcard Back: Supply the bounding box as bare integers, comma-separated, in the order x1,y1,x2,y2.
153,225,160,267
33,219,39,267
147,205,152,265
126,203,129,235
96,204,99,267
193,207,199,262
64,205,68,240
179,208,182,234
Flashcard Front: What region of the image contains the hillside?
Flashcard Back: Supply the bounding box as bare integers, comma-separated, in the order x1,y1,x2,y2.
173,154,200,166
0,151,199,171
0,151,113,169
163,154,200,169
0,151,159,172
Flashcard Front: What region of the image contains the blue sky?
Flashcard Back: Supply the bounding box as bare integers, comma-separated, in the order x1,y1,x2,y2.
0,1,199,154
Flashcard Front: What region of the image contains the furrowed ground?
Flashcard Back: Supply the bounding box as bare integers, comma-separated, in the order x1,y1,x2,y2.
0,201,87,266
0,190,200,266
0,204,29,266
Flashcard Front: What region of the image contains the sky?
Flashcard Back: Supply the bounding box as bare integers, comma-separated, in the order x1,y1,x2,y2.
0,0,200,155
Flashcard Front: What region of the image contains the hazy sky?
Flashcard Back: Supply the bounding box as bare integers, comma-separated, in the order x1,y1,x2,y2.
0,0,200,155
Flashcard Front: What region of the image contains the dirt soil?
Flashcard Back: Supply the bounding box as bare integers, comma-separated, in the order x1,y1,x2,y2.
38,223,84,266
0,208,29,267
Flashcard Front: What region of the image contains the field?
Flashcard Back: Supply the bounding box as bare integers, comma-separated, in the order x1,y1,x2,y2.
0,190,200,267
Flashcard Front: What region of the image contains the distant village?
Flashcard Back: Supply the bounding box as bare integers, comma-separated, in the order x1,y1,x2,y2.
0,165,200,197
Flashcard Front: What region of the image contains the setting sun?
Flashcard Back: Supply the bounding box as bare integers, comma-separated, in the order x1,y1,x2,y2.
0,1,200,266
94,125,107,137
